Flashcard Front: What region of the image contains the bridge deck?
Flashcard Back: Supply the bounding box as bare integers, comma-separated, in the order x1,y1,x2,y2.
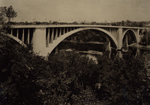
5,24,149,29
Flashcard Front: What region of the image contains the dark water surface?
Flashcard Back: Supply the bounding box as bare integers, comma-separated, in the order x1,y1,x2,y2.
57,41,104,51
55,41,150,60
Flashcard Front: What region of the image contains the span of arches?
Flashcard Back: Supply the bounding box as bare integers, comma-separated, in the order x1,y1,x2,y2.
4,25,145,56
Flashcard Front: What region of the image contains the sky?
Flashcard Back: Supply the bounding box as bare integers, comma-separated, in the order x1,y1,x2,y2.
0,0,150,22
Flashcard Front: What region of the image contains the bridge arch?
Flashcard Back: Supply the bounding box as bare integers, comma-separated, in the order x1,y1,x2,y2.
122,29,137,44
48,27,118,54
2,33,27,47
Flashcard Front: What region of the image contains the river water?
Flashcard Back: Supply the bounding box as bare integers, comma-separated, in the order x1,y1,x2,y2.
55,41,141,59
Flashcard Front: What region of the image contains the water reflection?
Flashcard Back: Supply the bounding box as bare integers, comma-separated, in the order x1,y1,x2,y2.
117,51,122,58
57,41,104,51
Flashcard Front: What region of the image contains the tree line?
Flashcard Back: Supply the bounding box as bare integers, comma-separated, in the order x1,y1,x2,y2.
2,20,150,27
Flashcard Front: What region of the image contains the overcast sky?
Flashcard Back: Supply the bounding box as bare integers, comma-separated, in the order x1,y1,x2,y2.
0,0,150,22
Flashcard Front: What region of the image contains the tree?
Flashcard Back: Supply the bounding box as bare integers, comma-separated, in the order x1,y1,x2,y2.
6,6,17,22
0,6,17,23
0,6,17,34
72,21,78,24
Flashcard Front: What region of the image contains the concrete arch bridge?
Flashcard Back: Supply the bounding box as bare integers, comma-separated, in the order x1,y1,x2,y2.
6,25,148,56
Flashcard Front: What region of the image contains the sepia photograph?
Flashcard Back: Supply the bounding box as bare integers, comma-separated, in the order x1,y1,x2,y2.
0,0,150,104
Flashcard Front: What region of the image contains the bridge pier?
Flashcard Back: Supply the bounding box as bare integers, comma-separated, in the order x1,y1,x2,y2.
22,29,24,42
55,28,58,40
11,29,13,35
124,35,129,49
63,28,65,34
46,28,50,47
59,28,62,36
16,29,19,38
66,27,69,32
32,28,47,56
136,29,140,44
51,28,54,43
27,29,30,44
118,28,123,50
105,41,111,58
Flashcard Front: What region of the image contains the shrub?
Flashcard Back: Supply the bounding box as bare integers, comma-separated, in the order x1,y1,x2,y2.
96,53,150,105
0,35,150,105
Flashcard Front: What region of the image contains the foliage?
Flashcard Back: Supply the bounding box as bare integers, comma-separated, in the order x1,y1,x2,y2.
146,31,150,45
0,22,11,35
0,6,16,34
0,6,17,23
97,54,150,104
0,36,41,105
0,7,7,23
0,34,150,105
71,86,100,105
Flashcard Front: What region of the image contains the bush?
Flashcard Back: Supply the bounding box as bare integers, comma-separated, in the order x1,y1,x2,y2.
96,53,150,105
0,35,45,105
0,35,150,105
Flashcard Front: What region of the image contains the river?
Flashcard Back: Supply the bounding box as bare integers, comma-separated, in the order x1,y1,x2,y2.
54,41,145,59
